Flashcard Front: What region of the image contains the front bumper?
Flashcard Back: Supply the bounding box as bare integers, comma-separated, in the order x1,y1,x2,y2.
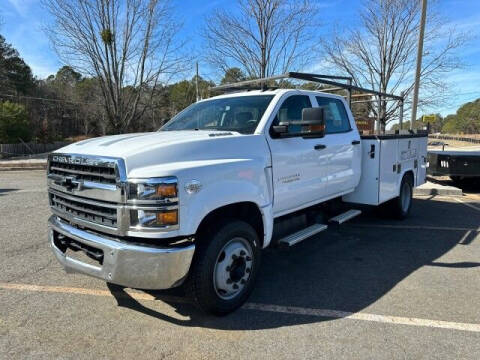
48,216,195,289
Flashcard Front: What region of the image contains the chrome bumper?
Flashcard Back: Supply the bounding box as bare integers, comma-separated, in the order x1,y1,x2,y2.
48,216,195,289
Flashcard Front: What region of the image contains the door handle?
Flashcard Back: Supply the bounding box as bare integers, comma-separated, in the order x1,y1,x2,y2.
314,144,326,150
352,140,361,145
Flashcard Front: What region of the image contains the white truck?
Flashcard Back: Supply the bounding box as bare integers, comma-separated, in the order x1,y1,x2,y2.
47,73,427,315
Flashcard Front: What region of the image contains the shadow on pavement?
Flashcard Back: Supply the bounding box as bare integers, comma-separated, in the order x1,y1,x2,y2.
0,189,19,196
428,261,480,268
428,176,480,194
108,197,479,330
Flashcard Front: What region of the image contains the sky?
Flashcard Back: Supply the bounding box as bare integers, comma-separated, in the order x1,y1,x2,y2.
1,0,480,117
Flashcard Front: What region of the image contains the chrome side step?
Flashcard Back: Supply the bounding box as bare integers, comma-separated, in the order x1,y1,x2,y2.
329,209,362,224
278,223,328,247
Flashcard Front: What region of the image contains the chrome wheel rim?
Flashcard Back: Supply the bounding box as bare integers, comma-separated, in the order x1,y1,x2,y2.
213,237,253,300
401,182,411,212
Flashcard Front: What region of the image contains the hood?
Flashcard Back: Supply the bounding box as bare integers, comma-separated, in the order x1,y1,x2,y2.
58,131,227,158
55,130,271,176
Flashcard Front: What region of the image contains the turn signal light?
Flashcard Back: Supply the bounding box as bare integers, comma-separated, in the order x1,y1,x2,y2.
156,184,177,198
156,210,178,225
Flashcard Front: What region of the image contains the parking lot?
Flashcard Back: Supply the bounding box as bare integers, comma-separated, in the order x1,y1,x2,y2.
1,170,480,359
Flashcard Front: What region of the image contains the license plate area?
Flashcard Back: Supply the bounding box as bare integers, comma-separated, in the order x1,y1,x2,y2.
53,230,104,266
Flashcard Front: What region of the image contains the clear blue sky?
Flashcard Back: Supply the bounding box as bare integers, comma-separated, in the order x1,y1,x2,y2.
2,0,480,116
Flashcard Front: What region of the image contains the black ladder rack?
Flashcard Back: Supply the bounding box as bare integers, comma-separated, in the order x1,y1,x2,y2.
209,72,405,131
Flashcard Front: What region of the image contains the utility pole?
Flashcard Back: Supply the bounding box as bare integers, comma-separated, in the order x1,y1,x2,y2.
195,62,199,102
410,0,428,129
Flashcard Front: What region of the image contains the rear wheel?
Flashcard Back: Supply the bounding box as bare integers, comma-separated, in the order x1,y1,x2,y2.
389,174,413,219
185,220,261,315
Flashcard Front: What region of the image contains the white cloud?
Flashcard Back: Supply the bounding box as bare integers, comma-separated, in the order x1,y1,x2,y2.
6,0,35,17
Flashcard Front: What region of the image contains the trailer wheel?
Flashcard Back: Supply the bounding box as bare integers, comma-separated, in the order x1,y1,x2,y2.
450,176,465,186
185,220,261,316
389,175,413,219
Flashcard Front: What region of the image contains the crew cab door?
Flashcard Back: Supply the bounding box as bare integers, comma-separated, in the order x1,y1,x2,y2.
315,96,361,196
267,94,329,216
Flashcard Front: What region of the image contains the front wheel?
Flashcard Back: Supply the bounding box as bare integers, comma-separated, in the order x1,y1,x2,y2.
185,220,261,315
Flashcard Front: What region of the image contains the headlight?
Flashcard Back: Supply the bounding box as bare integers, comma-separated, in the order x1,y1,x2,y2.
132,208,178,228
128,177,178,229
128,177,177,202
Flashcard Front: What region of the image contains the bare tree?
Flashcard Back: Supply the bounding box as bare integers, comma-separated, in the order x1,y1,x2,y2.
204,0,318,79
43,0,188,133
322,0,467,127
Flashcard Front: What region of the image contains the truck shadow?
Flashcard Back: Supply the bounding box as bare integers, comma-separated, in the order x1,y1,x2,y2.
108,197,480,330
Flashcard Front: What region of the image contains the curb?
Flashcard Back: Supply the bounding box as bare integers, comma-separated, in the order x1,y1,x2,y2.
0,161,47,171
0,166,47,171
414,182,463,196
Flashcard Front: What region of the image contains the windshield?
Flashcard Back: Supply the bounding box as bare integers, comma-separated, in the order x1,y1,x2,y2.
161,95,274,134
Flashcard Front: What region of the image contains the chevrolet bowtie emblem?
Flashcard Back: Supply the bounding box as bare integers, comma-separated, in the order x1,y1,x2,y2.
60,176,81,191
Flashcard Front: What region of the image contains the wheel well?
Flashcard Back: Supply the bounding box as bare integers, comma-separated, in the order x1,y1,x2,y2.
196,202,264,247
404,170,414,186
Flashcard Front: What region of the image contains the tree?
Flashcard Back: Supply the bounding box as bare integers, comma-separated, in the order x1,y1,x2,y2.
0,101,32,143
55,66,82,85
220,67,247,84
441,114,458,134
74,77,104,135
0,35,35,95
204,0,318,79
43,0,188,133
322,0,466,128
168,76,215,114
441,99,480,134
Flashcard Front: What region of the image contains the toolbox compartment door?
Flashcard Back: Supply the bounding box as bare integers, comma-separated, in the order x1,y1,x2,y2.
342,138,381,205
343,137,400,205
378,138,399,203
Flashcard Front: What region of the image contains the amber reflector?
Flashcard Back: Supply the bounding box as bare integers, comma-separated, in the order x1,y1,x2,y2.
156,210,178,225
155,184,177,198
309,124,325,132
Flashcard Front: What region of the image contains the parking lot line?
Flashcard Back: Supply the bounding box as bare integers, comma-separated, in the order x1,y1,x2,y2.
1,282,480,333
452,197,480,212
460,230,473,244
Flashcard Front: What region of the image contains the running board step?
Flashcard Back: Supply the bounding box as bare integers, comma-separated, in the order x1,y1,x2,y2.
278,224,328,247
329,209,362,224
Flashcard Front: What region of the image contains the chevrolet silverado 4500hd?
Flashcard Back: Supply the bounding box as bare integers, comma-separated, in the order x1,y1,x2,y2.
47,80,427,315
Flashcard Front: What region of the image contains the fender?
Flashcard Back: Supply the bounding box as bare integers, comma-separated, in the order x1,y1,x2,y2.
179,162,274,248
129,158,275,247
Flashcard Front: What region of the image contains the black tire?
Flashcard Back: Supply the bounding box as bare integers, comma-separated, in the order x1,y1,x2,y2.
388,174,413,220
185,219,261,316
450,176,465,186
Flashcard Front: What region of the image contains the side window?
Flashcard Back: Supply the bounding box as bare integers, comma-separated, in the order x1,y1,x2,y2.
271,95,312,135
315,97,351,134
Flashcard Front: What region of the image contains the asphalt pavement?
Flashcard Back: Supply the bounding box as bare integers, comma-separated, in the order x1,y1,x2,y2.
1,170,479,359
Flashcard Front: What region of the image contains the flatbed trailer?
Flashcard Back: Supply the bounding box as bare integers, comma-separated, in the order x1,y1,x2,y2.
427,147,480,181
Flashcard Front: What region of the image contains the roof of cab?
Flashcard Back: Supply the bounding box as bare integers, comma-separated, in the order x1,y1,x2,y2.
203,88,346,102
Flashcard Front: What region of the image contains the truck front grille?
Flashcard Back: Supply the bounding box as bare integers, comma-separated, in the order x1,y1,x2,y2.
49,191,118,228
49,159,117,185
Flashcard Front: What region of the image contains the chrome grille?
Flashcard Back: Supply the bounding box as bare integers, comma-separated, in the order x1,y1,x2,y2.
49,191,118,228
49,156,117,185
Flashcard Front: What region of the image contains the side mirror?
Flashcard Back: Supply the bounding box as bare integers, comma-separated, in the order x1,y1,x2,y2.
301,108,325,138
273,107,325,138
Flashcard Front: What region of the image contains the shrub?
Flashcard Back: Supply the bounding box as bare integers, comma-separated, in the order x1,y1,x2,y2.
0,101,32,143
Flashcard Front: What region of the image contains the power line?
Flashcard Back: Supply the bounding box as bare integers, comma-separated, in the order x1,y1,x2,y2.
0,93,102,106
